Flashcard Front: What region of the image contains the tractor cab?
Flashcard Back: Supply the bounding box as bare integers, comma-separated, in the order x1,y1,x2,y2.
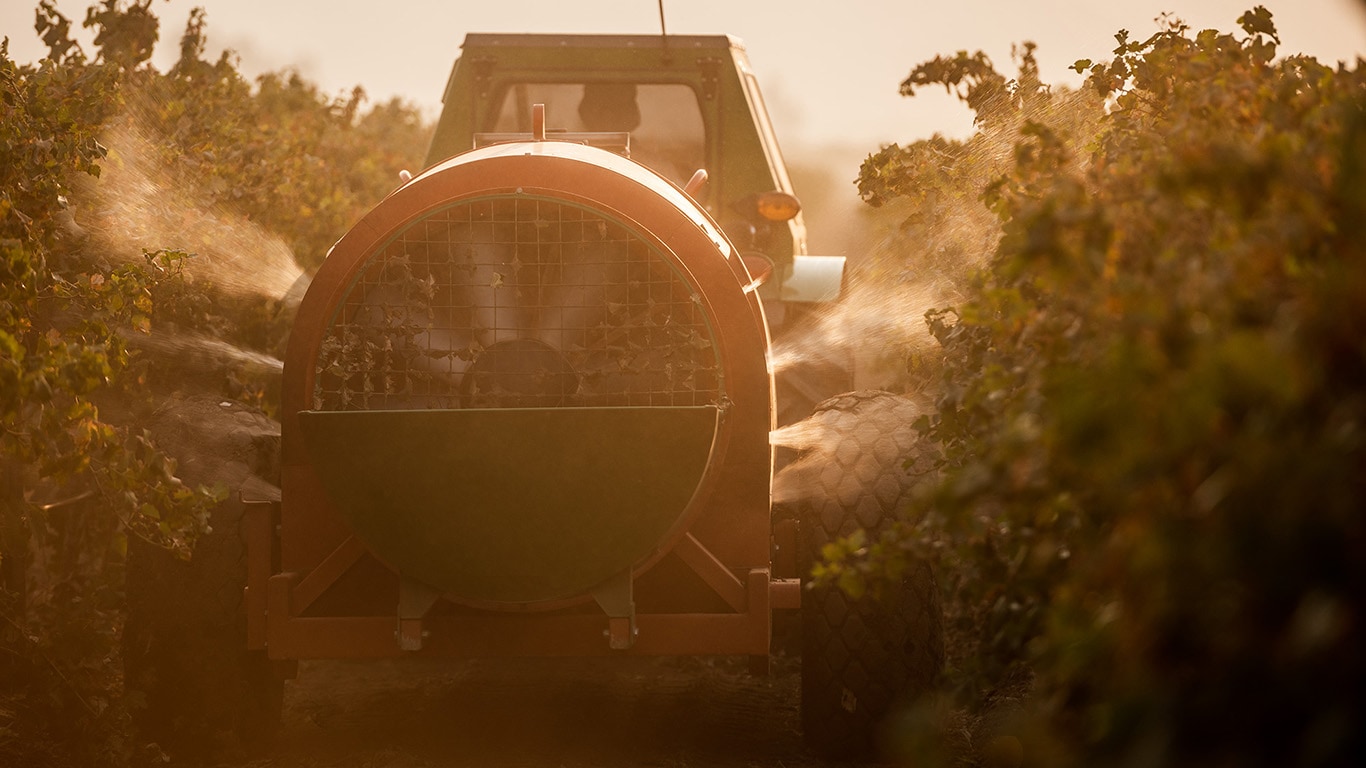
426,34,847,372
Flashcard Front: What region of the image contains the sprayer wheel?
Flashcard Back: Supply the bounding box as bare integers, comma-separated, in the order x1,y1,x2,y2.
123,397,284,759
796,390,945,760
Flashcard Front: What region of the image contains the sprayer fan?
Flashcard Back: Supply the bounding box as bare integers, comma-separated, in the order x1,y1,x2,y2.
313,195,719,412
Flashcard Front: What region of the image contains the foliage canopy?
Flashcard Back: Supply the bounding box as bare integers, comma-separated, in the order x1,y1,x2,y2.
835,7,1365,766
0,2,430,763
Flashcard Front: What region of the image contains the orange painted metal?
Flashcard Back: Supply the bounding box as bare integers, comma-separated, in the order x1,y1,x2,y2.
269,140,776,659
263,569,774,660
769,579,802,611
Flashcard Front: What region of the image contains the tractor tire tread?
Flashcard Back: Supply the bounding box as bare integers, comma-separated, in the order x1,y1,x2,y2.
796,391,945,760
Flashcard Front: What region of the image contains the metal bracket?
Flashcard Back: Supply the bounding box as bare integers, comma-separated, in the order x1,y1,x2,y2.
397,576,443,651
591,569,637,650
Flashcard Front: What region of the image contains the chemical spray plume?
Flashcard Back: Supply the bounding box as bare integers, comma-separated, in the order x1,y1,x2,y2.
770,391,929,506
127,329,284,373
767,275,952,375
81,111,304,303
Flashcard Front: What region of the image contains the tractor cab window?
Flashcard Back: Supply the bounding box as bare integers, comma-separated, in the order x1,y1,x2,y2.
489,82,705,187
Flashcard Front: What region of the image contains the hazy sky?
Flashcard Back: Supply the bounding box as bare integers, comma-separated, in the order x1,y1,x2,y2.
4,0,1366,152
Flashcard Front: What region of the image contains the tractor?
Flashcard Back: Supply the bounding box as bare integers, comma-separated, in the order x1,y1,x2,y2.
123,33,943,761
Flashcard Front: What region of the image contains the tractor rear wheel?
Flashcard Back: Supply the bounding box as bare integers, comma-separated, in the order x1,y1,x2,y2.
122,396,284,759
794,391,945,760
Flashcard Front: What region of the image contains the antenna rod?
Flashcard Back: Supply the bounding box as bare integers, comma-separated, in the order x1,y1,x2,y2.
658,0,672,63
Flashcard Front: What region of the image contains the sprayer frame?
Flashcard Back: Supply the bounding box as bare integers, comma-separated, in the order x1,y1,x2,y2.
246,140,799,664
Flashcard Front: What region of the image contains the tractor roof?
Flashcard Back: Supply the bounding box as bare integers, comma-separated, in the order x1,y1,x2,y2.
461,33,744,52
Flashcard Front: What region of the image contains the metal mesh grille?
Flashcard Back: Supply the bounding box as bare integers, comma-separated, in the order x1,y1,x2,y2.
315,196,721,410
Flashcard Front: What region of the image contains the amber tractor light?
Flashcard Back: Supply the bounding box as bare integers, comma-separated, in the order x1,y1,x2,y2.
755,190,802,222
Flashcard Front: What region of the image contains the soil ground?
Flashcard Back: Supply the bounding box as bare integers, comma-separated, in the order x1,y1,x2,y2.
223,652,833,768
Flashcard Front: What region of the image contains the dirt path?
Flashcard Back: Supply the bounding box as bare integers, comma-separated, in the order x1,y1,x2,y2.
231,653,831,768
